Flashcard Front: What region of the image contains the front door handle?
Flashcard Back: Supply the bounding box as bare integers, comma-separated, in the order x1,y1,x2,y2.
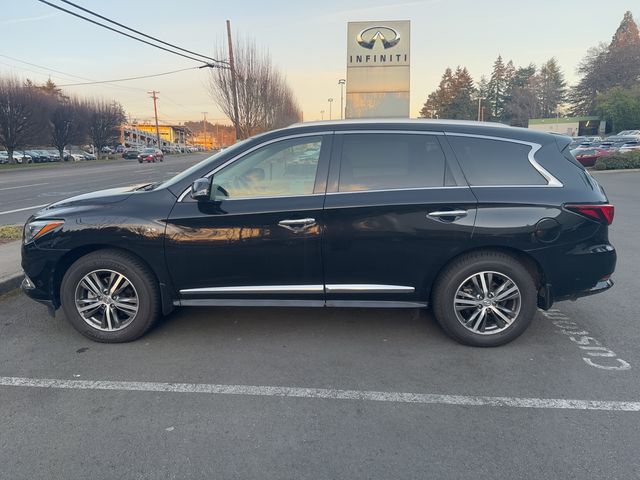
427,210,468,221
278,218,317,232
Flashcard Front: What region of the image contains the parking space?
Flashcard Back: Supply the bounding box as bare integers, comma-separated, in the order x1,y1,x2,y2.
0,170,638,479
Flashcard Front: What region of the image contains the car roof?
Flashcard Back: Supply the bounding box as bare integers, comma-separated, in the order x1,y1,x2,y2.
282,118,560,147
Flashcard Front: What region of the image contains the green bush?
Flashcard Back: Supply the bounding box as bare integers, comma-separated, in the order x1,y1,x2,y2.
594,151,640,170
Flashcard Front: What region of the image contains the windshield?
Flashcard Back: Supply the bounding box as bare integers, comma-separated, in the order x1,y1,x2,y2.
158,139,250,189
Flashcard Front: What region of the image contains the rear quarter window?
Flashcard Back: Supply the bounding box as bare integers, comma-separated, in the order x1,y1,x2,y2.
448,136,547,186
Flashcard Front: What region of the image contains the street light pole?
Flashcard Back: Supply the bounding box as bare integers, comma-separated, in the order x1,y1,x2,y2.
320,110,325,121
338,79,346,119
328,98,333,120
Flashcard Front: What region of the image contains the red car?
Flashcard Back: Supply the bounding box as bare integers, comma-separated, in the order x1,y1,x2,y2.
137,148,164,163
570,147,612,167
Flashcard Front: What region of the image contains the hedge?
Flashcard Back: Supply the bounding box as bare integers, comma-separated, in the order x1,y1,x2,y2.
594,151,640,170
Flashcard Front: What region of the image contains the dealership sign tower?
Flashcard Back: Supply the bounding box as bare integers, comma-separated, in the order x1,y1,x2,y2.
346,20,410,119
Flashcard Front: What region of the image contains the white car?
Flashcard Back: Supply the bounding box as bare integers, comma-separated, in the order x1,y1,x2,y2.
618,142,640,153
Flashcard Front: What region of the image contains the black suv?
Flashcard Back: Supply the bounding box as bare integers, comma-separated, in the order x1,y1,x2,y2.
21,120,616,346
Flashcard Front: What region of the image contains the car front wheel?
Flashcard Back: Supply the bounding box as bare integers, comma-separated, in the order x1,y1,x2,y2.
60,249,161,343
432,251,537,347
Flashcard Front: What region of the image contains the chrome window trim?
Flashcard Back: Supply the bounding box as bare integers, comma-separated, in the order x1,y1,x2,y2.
445,132,563,188
334,129,443,135
180,285,324,295
177,131,333,202
325,284,414,293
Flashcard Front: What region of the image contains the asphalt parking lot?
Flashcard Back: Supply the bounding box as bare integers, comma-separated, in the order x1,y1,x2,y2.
1,170,639,479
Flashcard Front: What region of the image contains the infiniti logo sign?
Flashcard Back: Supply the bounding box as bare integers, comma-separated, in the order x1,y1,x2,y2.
356,26,401,50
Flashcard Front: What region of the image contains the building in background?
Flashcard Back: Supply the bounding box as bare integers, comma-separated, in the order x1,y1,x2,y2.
124,123,192,147
528,117,605,136
346,20,410,119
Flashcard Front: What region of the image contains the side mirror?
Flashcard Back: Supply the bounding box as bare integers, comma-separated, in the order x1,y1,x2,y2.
190,178,211,201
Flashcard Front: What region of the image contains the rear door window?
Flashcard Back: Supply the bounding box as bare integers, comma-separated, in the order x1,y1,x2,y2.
337,133,446,192
448,136,547,186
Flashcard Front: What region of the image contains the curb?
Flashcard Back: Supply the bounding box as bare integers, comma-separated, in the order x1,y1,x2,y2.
0,274,22,295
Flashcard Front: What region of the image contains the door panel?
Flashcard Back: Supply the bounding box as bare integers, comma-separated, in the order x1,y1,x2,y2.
322,132,477,304
322,188,477,303
164,134,332,303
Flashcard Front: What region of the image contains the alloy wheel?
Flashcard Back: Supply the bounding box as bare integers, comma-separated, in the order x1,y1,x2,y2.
453,270,521,335
74,269,139,332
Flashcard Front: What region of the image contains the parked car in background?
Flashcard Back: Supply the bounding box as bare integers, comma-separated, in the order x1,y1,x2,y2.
25,150,50,163
21,120,616,347
596,136,639,150
115,145,125,153
618,142,640,154
44,149,66,162
0,151,8,164
68,151,87,162
123,149,140,160
15,153,32,164
101,146,113,154
137,148,163,163
570,147,612,167
83,151,97,161
617,130,640,136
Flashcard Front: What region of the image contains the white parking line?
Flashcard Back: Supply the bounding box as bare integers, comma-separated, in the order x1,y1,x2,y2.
1,376,639,412
0,182,48,191
0,204,49,215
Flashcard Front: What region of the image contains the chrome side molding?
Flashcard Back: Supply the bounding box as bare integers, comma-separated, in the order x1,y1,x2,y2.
180,284,415,295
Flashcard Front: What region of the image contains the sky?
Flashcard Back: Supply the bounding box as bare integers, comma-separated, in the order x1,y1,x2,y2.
3,0,638,125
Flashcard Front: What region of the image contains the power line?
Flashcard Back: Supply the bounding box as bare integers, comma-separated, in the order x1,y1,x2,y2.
58,0,228,66
56,67,198,86
36,0,225,67
0,53,145,92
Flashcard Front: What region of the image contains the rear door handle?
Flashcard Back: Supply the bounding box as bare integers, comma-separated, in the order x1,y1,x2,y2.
427,210,468,221
278,218,317,232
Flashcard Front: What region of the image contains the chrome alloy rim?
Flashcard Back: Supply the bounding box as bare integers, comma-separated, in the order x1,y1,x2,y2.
74,269,139,332
453,271,521,335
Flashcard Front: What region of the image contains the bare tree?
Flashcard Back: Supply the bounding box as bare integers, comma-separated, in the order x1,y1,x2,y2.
86,100,125,158
50,98,89,161
0,77,45,163
209,35,302,139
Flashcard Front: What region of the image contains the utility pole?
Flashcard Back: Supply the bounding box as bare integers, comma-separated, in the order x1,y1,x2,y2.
328,98,333,120
148,90,161,149
202,112,208,149
226,20,241,141
477,98,482,122
338,79,346,120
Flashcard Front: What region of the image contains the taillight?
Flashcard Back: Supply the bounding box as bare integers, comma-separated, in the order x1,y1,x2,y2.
565,204,614,225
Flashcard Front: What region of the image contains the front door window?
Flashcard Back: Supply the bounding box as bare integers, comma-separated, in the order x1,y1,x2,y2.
213,136,323,199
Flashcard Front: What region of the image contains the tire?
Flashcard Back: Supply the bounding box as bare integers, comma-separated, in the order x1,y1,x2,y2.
60,249,161,343
138,160,142,163
432,251,537,347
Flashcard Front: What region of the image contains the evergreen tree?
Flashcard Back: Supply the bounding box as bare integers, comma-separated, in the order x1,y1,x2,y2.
570,11,640,114
537,58,566,118
419,67,476,120
487,55,509,120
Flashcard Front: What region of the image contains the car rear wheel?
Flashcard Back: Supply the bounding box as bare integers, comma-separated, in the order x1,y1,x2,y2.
60,249,161,343
432,251,537,347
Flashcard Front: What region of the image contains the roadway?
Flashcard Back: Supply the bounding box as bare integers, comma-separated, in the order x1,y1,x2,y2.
0,152,211,225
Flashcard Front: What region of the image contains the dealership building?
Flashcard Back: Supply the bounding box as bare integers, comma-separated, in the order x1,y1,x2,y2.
528,117,605,137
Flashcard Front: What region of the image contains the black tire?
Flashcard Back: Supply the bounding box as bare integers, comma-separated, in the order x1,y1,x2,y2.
138,160,142,163
432,251,537,347
60,249,161,343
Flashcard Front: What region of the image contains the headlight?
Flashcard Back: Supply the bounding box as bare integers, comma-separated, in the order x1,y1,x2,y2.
23,220,64,244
